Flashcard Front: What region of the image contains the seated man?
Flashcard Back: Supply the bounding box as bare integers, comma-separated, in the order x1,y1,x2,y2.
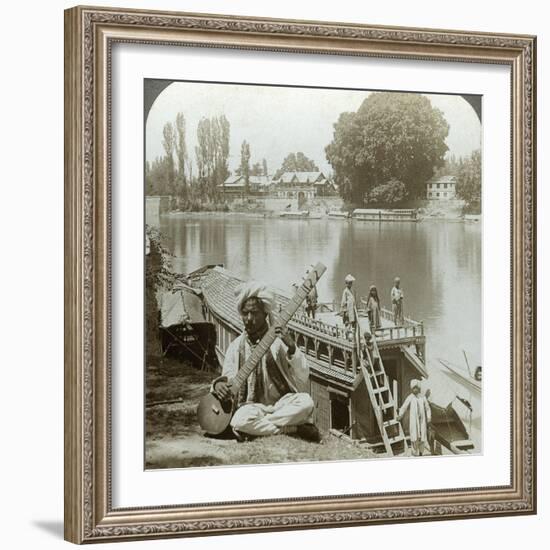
212,282,320,442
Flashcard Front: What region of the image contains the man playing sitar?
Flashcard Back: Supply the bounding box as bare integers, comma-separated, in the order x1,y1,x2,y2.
210,282,320,442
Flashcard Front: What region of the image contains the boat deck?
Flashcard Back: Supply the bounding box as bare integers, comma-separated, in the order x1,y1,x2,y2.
316,310,398,332
293,304,426,350
193,265,425,347
192,266,425,340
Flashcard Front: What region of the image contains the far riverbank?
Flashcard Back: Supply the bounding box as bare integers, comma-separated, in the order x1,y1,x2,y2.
147,194,479,222
162,208,480,222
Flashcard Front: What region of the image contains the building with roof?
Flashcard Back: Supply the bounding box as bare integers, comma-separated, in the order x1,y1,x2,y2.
218,174,274,195
272,171,334,202
426,175,457,200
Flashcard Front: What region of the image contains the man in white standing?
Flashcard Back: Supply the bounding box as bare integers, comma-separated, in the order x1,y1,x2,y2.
340,274,357,330
397,379,432,456
212,282,320,442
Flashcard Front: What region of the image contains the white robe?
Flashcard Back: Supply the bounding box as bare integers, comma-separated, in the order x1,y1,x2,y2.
340,287,357,323
216,333,313,436
399,393,431,443
219,333,310,404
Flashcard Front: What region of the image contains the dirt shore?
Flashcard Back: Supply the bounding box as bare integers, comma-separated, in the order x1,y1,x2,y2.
145,359,376,469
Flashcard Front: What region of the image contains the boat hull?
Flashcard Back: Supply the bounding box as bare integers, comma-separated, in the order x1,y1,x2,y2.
439,359,481,393
278,210,309,218
429,402,474,454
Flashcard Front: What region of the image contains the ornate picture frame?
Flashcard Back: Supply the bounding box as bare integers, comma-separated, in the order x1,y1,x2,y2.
64,5,536,543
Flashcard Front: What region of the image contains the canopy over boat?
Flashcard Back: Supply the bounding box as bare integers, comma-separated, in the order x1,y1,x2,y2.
158,287,205,328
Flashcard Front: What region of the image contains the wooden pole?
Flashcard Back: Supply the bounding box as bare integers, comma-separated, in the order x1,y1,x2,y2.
463,349,473,378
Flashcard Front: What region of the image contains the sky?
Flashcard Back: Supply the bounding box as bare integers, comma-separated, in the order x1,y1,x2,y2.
145,80,482,177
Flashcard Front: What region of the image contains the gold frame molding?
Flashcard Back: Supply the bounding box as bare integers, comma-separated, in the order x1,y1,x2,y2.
64,5,537,544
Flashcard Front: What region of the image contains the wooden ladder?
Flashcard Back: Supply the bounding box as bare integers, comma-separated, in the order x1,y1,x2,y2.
353,312,408,456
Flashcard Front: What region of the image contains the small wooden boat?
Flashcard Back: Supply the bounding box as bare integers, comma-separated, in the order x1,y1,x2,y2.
438,357,481,394
328,210,351,219
429,401,474,454
278,210,309,218
307,212,323,219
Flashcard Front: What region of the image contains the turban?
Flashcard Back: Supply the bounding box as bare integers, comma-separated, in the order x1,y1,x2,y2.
235,281,275,316
410,379,421,391
344,274,356,283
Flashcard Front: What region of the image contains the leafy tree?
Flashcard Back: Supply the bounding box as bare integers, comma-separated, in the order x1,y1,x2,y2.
162,122,176,196
367,179,407,205
240,140,251,194
434,153,461,178
145,160,152,193
195,117,210,195
274,152,319,180
146,156,170,195
147,112,231,205
456,149,481,213
236,159,264,177
149,112,232,205
214,115,231,194
175,113,187,198
250,162,263,176
325,92,449,204
145,226,178,364
194,115,230,200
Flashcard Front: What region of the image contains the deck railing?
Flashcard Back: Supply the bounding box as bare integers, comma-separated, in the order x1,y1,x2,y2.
290,311,353,342
289,304,424,351
378,306,421,327
304,302,424,344
375,307,424,342
374,322,424,342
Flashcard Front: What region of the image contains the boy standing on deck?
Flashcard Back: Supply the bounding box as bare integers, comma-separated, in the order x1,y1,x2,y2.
391,276,405,326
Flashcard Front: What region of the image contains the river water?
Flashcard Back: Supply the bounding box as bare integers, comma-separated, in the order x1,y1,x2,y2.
159,214,482,449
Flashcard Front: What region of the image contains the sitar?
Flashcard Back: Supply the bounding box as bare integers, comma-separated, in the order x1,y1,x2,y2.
197,262,326,435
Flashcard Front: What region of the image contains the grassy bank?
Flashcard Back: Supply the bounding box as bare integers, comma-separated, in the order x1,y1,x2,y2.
145,359,376,469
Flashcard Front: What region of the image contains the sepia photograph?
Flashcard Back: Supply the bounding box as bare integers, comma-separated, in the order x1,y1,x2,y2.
144,79,482,470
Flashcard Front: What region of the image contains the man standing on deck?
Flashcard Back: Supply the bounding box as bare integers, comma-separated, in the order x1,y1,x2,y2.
340,274,357,330
305,284,318,319
211,282,320,442
391,276,405,326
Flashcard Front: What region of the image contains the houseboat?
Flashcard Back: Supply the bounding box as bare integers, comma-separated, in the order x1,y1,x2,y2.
188,265,449,456
352,208,419,222
278,210,310,219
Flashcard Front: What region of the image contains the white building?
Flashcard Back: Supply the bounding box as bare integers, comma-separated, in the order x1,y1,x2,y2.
426,175,457,200
273,171,333,200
